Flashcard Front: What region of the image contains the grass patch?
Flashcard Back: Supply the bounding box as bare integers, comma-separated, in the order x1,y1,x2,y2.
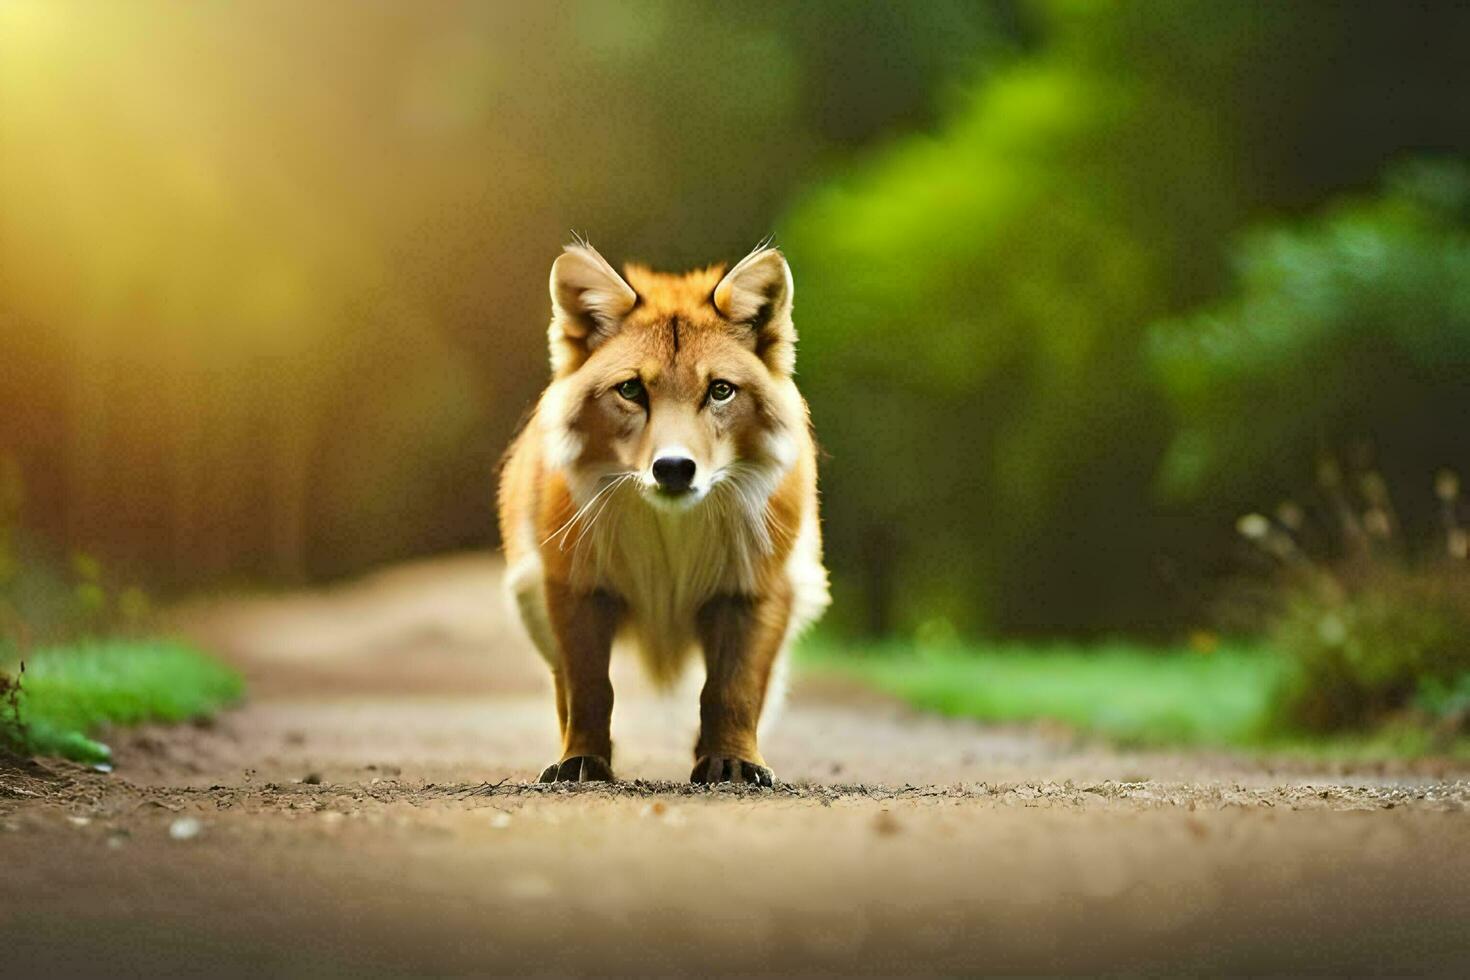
801,637,1470,760
1,639,243,765
801,638,1284,748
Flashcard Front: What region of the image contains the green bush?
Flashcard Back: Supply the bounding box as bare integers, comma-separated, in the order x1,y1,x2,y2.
1239,467,1470,736
1271,570,1470,733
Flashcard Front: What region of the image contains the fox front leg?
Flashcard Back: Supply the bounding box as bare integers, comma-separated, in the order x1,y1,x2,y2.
692,591,791,786
539,582,619,783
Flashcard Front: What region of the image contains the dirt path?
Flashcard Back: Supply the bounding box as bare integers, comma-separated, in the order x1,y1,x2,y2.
4,555,1469,975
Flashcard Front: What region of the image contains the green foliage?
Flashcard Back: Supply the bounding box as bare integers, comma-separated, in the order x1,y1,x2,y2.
1229,462,1470,738
801,637,1285,747
1154,161,1470,512
1417,672,1470,729
1181,128,1470,721
782,1,1470,636
783,45,1186,634
0,640,243,764
1270,571,1470,734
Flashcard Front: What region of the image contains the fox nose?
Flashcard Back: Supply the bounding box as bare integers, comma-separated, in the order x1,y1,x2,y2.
651,455,697,493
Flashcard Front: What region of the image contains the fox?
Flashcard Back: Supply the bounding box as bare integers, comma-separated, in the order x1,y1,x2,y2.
498,241,830,785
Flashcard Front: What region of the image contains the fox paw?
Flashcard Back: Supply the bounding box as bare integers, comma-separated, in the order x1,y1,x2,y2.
691,756,774,787
538,755,614,783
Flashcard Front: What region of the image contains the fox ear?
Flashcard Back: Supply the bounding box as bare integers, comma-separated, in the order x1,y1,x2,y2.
548,243,638,375
713,245,795,375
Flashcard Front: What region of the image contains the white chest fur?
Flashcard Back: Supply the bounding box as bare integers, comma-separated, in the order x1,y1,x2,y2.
507,479,829,689
574,491,767,682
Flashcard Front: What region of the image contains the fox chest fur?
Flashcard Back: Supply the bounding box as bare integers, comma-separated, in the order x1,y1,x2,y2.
504,403,825,685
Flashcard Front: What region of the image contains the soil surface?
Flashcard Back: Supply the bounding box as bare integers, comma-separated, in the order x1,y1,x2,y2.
4,555,1469,975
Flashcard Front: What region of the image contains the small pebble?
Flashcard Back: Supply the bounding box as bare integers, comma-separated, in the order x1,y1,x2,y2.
874,810,901,836
169,817,202,841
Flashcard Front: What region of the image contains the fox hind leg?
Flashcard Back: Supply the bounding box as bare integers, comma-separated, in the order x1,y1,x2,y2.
507,555,570,739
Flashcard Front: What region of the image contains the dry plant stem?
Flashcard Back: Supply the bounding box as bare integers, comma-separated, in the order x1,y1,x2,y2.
1438,469,1467,560
0,660,26,753
1359,470,1401,546
1317,457,1369,559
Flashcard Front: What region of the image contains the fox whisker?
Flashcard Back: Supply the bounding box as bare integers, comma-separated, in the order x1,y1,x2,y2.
542,472,634,549
568,472,634,552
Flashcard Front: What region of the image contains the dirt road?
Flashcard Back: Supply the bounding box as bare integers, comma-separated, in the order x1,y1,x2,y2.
3,556,1469,975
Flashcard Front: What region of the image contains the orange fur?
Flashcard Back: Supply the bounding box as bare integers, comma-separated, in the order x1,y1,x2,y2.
498,242,829,784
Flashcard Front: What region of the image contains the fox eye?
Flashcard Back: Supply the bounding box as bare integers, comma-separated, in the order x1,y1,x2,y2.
707,380,737,405
615,378,644,401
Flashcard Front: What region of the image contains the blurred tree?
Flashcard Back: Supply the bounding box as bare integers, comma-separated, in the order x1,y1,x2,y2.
782,0,1470,635
1153,160,1470,542
0,0,1013,589
5,0,1470,641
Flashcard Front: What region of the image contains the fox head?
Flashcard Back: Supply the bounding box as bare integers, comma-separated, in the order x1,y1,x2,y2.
538,241,805,513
